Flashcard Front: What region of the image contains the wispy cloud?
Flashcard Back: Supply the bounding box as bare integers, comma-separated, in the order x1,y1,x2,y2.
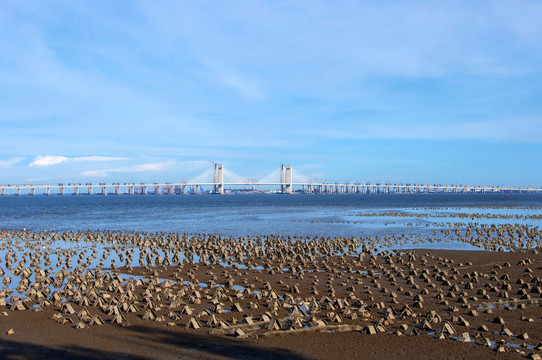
0,157,25,167
1,2,541,185
73,156,129,162
30,155,129,167
201,59,265,100
302,117,542,143
81,161,174,177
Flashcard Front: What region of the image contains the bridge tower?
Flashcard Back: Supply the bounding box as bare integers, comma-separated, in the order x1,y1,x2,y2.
280,164,293,194
213,163,224,194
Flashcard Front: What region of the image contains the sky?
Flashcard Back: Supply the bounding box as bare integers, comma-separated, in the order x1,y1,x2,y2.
1,1,542,187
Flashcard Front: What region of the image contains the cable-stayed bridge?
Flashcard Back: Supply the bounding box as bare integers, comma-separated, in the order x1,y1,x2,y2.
1,163,541,195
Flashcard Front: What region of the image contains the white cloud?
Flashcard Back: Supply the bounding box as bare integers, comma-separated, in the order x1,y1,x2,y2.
0,157,24,167
29,155,68,167
29,155,129,167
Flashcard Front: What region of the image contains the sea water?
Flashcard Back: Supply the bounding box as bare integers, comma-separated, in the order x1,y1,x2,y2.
0,193,541,237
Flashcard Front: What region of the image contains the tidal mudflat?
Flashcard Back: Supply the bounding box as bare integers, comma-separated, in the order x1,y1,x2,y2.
0,196,541,359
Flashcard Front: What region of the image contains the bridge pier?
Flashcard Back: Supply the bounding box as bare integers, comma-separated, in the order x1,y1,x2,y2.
140,182,147,195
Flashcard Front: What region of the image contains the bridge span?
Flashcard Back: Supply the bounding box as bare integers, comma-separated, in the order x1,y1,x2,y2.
1,164,541,195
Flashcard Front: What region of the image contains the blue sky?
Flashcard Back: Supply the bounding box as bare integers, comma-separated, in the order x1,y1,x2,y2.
1,1,541,186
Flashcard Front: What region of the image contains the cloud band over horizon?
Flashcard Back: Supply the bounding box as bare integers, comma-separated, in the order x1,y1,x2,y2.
29,155,130,167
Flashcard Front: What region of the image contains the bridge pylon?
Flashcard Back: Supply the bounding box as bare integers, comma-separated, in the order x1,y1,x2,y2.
213,163,224,194
281,164,293,194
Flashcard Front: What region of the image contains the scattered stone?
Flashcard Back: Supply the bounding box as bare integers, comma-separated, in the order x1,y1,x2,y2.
500,326,514,337
457,332,470,343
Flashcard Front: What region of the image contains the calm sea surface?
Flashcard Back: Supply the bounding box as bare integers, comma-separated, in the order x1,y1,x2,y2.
1,194,541,239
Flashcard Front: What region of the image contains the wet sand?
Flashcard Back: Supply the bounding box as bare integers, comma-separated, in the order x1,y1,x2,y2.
1,242,540,359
